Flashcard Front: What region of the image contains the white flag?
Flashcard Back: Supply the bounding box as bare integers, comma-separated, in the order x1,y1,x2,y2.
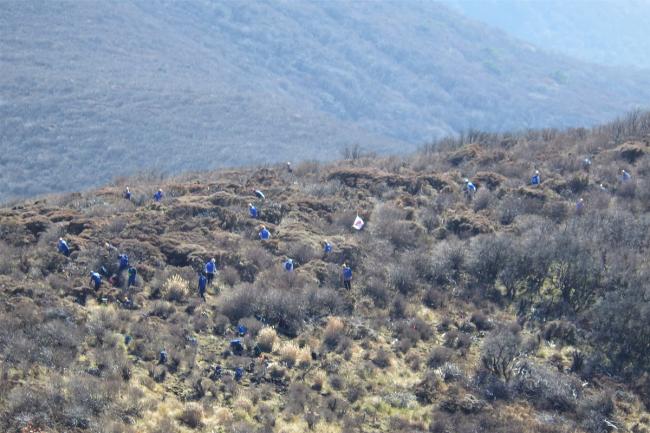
352,215,365,230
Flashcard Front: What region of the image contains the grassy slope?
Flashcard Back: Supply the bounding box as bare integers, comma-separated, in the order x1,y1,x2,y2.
3,0,650,201
1,113,650,432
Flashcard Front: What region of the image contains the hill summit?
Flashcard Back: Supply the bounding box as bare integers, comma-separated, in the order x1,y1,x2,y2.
1,112,650,432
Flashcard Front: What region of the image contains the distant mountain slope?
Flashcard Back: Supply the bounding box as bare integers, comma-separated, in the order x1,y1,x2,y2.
2,0,650,201
442,0,650,69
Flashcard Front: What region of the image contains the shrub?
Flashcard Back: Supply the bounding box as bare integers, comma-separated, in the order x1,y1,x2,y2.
415,371,441,404
305,287,346,318
346,381,366,403
289,242,316,264
390,295,409,319
177,403,203,429
220,267,240,287
444,330,471,353
372,348,392,368
542,320,577,345
212,314,230,336
323,317,345,349
472,189,492,212
428,346,454,368
220,288,257,324
481,327,521,382
470,312,493,331
423,286,445,309
468,235,510,288
149,301,176,319
153,416,180,433
239,317,264,337
296,346,311,369
512,362,580,412
429,240,466,285
388,262,418,295
162,275,189,302
256,327,277,353
0,242,20,275
363,276,390,308
440,362,464,383
279,342,300,368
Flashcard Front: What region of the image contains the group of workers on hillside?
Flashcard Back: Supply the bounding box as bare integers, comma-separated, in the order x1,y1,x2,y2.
61,159,635,299
53,158,639,386
461,160,634,213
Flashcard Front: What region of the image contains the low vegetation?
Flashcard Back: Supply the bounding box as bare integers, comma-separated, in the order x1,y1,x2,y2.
1,111,650,432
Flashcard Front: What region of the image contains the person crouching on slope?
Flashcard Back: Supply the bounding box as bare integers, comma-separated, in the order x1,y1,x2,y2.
259,225,270,241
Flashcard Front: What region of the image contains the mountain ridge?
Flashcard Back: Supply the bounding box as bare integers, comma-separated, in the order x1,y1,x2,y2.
2,0,650,202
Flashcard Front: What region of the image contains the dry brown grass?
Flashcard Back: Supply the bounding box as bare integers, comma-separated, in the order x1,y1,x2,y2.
256,327,278,353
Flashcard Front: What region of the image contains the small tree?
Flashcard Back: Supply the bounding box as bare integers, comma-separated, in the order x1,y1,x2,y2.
481,327,522,382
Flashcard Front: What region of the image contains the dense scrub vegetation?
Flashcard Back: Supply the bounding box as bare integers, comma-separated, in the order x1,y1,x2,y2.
1,112,650,432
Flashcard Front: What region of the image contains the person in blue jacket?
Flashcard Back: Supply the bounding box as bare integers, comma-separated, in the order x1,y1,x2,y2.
127,267,137,288
205,258,217,285
464,178,477,199
283,258,294,272
259,225,270,241
153,189,164,201
118,253,129,271
323,240,332,254
123,186,132,200
531,170,541,186
58,238,70,256
198,273,207,301
621,169,632,182
249,203,258,218
342,264,353,290
90,271,102,290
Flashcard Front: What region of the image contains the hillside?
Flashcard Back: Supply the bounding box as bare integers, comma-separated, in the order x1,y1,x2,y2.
442,0,650,69
1,112,650,433
3,0,650,202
